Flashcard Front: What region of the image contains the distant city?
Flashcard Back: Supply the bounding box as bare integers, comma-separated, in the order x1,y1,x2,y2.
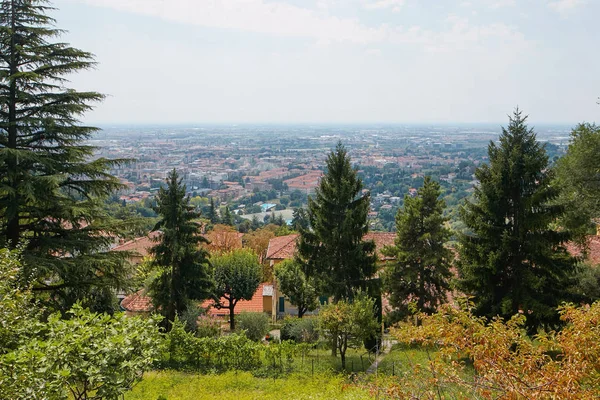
93,123,573,231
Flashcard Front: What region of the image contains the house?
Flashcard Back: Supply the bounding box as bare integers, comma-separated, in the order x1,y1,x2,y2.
265,232,397,318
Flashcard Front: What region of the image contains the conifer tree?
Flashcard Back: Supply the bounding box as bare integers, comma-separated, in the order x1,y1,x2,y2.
207,197,219,224
457,109,575,330
384,176,453,317
297,142,376,301
0,0,130,311
223,205,233,226
149,169,212,329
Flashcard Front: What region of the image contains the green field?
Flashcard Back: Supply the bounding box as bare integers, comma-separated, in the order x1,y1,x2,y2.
126,371,371,400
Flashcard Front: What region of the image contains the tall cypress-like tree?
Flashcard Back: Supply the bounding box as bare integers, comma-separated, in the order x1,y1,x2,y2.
297,142,376,301
149,169,212,329
457,109,575,331
0,0,131,312
384,176,453,317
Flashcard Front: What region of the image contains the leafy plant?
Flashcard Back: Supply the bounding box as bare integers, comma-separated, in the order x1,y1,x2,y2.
237,312,270,342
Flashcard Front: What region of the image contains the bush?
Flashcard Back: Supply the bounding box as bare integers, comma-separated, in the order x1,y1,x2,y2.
236,312,270,342
280,317,318,343
196,315,221,338
179,302,206,333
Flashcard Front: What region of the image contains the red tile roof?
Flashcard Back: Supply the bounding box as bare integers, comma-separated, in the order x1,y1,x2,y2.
113,231,160,258
121,290,153,313
265,234,299,260
266,232,397,262
201,283,269,316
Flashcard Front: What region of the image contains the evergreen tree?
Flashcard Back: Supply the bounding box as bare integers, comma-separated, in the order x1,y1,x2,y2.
297,142,376,301
207,197,219,224
223,206,233,226
0,0,131,311
553,123,600,244
149,169,212,330
384,177,453,318
292,207,309,231
457,109,575,331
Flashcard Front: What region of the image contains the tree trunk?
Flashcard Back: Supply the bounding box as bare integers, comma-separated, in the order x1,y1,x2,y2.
6,0,20,248
340,349,346,370
229,305,236,331
298,307,305,319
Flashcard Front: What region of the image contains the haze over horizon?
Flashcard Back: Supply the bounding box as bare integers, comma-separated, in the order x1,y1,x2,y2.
55,0,599,125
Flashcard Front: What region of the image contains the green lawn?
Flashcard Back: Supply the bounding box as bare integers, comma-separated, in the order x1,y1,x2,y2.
126,371,371,400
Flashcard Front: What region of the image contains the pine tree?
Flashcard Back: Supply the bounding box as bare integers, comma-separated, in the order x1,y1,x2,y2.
0,0,130,311
223,206,233,226
384,176,453,317
457,109,575,331
149,169,212,330
297,142,376,301
207,197,219,224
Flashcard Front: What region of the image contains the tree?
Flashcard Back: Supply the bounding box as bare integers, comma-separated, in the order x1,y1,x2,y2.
275,259,318,318
0,0,131,312
149,169,212,329
298,142,377,301
383,176,453,317
389,300,600,400
291,207,309,231
318,291,379,370
212,249,262,330
222,205,234,226
205,224,242,254
554,123,600,244
207,197,219,224
0,248,161,400
457,109,575,331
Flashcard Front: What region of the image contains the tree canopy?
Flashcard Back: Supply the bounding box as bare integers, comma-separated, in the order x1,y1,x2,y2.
0,0,132,312
149,169,212,329
457,109,575,331
212,249,262,330
297,142,376,301
275,258,318,318
384,176,453,318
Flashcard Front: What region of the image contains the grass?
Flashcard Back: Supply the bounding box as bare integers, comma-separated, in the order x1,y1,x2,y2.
126,370,371,400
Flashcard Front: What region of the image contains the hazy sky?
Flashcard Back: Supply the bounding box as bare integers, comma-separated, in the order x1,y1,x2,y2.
53,0,599,124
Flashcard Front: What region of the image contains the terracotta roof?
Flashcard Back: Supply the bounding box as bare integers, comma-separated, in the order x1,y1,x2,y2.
121,290,153,313
363,232,397,261
113,231,160,258
265,234,299,260
201,283,269,316
265,232,397,262
566,236,600,266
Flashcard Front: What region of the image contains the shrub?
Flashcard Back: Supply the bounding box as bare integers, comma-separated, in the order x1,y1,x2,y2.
179,302,206,333
236,312,270,342
196,315,221,338
280,317,319,343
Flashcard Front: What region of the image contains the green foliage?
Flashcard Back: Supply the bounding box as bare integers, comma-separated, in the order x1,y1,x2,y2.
149,169,212,329
0,0,132,313
212,249,262,330
275,259,319,318
457,109,575,331
195,315,222,338
164,318,262,371
0,250,162,400
126,370,372,400
237,312,270,342
554,123,600,243
384,176,453,317
298,142,377,301
280,316,319,343
318,291,379,369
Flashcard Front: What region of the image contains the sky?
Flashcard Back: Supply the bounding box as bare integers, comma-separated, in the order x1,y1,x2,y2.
53,0,600,124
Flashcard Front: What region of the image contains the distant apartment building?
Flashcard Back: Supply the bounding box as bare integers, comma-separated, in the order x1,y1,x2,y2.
284,170,323,195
